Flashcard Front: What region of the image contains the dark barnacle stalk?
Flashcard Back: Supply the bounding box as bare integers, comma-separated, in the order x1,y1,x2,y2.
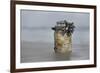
65,22,75,36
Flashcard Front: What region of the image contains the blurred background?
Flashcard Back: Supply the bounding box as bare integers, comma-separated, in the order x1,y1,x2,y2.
20,10,90,63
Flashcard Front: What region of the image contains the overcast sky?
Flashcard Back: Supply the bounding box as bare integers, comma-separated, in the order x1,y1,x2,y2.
21,10,89,29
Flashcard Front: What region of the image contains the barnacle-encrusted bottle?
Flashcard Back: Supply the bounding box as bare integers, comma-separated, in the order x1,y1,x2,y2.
52,20,75,54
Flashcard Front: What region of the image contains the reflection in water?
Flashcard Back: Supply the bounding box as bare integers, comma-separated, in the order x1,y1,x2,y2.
52,52,71,61
21,40,89,63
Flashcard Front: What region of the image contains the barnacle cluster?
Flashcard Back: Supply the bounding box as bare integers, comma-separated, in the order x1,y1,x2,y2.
52,20,75,54
52,20,75,36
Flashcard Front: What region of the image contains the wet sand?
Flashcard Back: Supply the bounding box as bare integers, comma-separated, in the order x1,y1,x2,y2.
21,41,89,63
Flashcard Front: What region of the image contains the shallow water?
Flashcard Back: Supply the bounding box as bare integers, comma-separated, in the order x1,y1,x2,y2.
21,24,90,63
21,40,89,63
